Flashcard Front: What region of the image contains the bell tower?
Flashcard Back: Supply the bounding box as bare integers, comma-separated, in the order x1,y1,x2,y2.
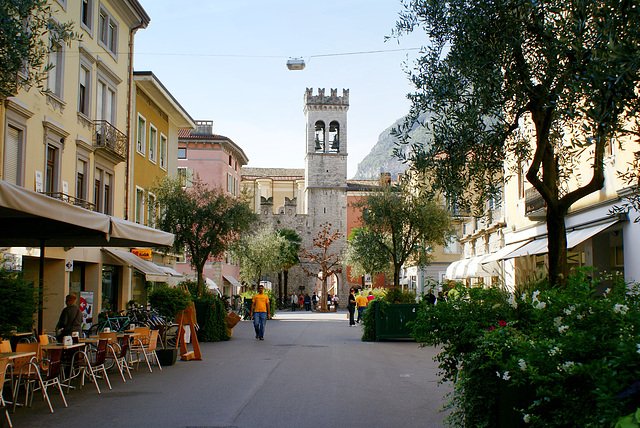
303,88,348,231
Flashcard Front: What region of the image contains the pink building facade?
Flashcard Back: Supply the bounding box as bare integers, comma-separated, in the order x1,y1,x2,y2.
176,120,248,297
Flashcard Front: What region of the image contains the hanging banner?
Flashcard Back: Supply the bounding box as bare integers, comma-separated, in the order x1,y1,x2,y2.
131,248,152,259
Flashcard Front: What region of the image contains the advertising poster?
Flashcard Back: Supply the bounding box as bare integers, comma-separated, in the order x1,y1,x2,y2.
80,291,93,330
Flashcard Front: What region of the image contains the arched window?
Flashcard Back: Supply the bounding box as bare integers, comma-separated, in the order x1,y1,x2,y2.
315,121,325,152
329,121,340,152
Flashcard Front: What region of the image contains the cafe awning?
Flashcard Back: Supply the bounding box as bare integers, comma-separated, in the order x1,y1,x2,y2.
223,275,243,293
103,248,169,282
0,180,174,247
504,219,619,259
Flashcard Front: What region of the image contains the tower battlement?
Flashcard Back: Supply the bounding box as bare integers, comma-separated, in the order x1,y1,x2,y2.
304,88,349,106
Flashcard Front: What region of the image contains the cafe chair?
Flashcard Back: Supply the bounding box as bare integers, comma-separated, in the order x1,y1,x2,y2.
38,335,55,346
0,340,11,353
133,326,151,346
131,329,162,373
13,348,67,413
98,331,117,343
110,335,132,382
68,339,111,394
0,358,12,428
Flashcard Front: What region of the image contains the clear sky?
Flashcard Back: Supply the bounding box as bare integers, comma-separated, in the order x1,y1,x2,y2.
133,0,424,178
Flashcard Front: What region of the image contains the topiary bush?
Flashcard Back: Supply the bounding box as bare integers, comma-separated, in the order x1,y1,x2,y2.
148,284,192,320
194,297,230,342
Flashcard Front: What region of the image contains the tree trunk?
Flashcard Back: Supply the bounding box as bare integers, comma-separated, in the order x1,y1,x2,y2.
321,275,328,311
546,207,568,287
283,269,289,304
278,272,283,307
195,263,205,297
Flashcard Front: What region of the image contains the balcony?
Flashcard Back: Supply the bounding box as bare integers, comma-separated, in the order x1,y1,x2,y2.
42,192,96,211
525,187,546,219
93,120,127,163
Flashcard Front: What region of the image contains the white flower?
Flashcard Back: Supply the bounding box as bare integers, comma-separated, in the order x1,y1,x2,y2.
560,361,575,371
496,371,502,378
502,371,511,380
507,294,518,308
518,359,527,371
576,314,584,320
549,346,560,356
604,288,611,295
534,301,547,310
523,414,531,423
558,325,569,334
614,304,629,315
553,317,563,327
521,293,528,302
636,344,640,355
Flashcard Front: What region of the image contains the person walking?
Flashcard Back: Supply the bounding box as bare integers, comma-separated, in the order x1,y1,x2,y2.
250,285,270,340
333,294,339,311
299,294,304,310
55,294,83,341
347,289,356,326
304,293,311,311
356,292,368,323
312,292,318,311
291,292,298,311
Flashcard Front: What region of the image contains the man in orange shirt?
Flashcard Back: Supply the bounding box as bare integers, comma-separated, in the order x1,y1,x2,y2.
251,285,270,340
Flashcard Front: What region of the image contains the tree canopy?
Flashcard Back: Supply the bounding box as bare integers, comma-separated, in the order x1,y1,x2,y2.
351,185,453,288
0,0,81,99
153,177,256,296
393,0,640,286
299,222,343,311
343,226,391,280
231,224,287,288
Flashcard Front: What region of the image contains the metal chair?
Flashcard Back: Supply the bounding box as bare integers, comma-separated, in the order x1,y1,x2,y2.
131,329,162,372
110,335,132,382
0,358,12,427
13,348,67,413
68,339,112,393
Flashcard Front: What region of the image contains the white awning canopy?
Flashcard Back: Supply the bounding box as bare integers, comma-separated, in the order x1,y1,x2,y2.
504,219,619,259
103,248,169,282
445,260,461,280
223,275,243,293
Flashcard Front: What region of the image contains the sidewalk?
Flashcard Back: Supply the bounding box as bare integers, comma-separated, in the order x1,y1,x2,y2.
9,309,451,427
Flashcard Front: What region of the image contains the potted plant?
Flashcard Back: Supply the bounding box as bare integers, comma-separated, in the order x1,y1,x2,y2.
147,284,191,366
0,269,37,339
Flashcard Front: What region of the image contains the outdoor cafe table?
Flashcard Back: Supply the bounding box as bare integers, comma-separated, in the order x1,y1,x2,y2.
41,343,87,353
0,351,36,361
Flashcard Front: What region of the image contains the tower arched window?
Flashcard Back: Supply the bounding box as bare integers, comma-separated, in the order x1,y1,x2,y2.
315,121,325,152
329,121,340,153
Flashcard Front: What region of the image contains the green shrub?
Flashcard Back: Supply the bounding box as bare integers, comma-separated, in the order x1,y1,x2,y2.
413,269,640,427
0,269,37,337
148,284,192,319
194,297,230,342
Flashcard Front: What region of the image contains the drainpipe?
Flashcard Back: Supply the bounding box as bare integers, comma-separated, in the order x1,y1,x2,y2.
125,21,145,220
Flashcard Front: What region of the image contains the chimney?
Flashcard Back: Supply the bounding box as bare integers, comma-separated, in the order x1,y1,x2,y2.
192,120,213,136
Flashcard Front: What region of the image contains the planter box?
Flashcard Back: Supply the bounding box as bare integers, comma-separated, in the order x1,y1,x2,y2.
156,348,177,366
374,302,419,341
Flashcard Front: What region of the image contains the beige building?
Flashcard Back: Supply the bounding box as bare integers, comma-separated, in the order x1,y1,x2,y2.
445,125,636,290
0,1,179,334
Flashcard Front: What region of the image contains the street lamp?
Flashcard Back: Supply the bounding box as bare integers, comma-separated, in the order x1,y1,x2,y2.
286,58,306,70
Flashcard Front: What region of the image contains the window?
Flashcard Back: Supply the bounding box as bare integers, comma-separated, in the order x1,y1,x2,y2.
80,0,93,31
48,43,64,98
328,121,340,152
76,158,87,201
227,173,238,196
94,168,102,212
137,114,146,154
159,134,167,169
98,8,118,55
97,79,116,124
148,125,157,163
177,167,193,188
78,65,91,116
135,187,144,224
443,236,461,254
45,145,60,193
177,147,186,159
147,193,156,227
314,121,325,152
4,126,24,186
103,172,112,215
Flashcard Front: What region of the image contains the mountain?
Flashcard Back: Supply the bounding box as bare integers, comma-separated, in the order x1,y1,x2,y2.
352,113,432,180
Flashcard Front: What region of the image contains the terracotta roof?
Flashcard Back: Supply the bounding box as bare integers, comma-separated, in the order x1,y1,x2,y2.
178,128,230,140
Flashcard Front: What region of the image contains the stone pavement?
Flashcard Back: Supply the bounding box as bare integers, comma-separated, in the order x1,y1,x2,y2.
8,310,451,428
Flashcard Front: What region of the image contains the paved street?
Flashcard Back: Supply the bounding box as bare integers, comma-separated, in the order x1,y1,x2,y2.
8,310,451,428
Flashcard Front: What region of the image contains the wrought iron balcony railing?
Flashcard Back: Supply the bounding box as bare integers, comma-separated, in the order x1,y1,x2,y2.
41,192,96,211
93,120,127,162
525,187,546,218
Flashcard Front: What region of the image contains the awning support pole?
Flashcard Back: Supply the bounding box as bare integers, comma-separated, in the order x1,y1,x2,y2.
38,239,45,335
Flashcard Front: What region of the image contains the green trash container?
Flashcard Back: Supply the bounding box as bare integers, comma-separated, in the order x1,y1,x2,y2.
374,303,418,341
